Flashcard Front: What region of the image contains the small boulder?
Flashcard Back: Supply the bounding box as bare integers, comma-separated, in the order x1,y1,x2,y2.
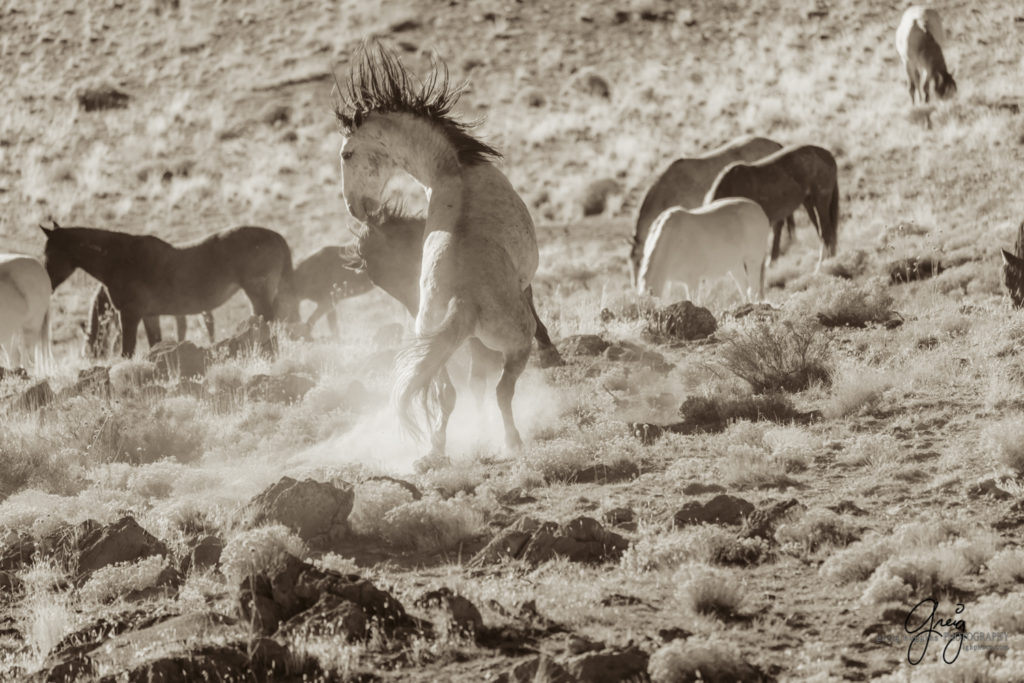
0,570,23,596
674,494,755,527
15,380,53,411
76,83,130,111
559,334,610,357
564,647,649,683
245,372,316,403
76,517,169,580
415,588,483,637
72,366,111,396
180,535,224,574
249,477,354,547
647,301,717,341
889,256,943,284
741,498,806,540
147,340,206,379
581,178,621,217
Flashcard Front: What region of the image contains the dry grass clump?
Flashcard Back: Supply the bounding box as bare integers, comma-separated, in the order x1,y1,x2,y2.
673,564,748,620
836,433,903,468
347,480,416,537
823,248,872,280
789,277,895,328
219,524,308,587
712,422,815,490
381,495,486,553
649,635,763,683
78,555,167,604
719,319,831,393
823,363,895,419
677,391,807,436
982,420,1024,474
774,508,861,558
986,547,1024,587
621,523,770,573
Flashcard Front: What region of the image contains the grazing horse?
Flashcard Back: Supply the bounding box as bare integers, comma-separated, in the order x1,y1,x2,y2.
355,203,563,367
705,144,839,269
335,45,538,463
293,245,374,337
83,284,215,358
630,135,791,284
0,254,51,368
41,222,299,357
896,7,955,104
1001,219,1024,308
637,199,771,304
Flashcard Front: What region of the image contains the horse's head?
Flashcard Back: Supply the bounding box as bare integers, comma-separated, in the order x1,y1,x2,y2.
338,121,398,223
935,71,957,100
38,221,76,288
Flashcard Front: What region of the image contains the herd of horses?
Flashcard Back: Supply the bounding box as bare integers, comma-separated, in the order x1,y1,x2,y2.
0,7,959,464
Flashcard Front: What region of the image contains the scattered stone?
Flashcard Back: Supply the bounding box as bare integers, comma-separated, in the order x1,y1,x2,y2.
559,334,609,357
261,103,291,126
389,17,421,32
147,340,207,379
602,507,634,527
493,655,575,683
249,477,354,547
889,256,943,284
581,178,621,216
276,593,368,641
572,461,639,484
681,482,726,496
472,516,628,567
658,626,693,642
15,380,53,410
72,366,111,396
647,301,717,341
741,498,806,540
179,535,224,574
604,340,672,371
967,478,1013,500
571,71,611,99
730,302,780,320
213,316,275,358
564,646,649,683
674,494,755,527
245,371,316,403
517,87,547,108
122,564,181,602
77,83,130,111
76,516,169,580
414,588,483,637
238,554,414,637
498,487,537,505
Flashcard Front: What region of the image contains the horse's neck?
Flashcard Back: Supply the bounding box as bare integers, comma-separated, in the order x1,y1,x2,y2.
69,231,131,284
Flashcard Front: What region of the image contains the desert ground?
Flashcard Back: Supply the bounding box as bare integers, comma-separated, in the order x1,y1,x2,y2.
2,0,1024,680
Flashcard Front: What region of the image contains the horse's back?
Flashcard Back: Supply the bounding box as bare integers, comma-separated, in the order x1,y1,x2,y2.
897,7,944,63
0,255,52,307
0,254,51,352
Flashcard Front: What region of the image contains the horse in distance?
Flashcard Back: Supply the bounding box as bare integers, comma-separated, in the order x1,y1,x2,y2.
355,203,563,368
705,144,839,270
637,199,771,304
630,135,790,285
335,44,539,464
41,222,299,357
83,284,215,358
896,6,956,104
293,245,374,337
0,254,51,369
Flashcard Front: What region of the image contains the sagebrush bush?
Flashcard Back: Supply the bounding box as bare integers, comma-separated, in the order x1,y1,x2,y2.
382,495,486,553
621,523,770,572
986,547,1024,586
982,420,1024,474
837,433,902,468
678,392,806,435
674,564,747,619
649,635,760,683
220,524,308,587
789,277,895,328
719,319,831,393
348,480,416,537
823,364,893,419
775,508,860,557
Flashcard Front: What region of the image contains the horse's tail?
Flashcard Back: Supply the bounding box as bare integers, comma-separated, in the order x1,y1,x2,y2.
394,299,476,443
83,285,107,357
826,179,839,257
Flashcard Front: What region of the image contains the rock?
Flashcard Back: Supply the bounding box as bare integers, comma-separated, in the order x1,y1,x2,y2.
572,461,639,484
729,302,780,320
493,655,576,683
889,256,943,284
828,501,867,516
0,533,36,571
76,84,130,111
537,343,565,368
567,634,604,655
674,494,755,527
238,554,414,637
249,637,291,679
681,482,726,496
966,478,1013,500
741,498,806,540
605,340,671,371
559,334,609,357
213,316,274,358
602,507,634,526
518,517,629,565
564,647,649,683
15,380,53,411
647,301,717,341
75,517,169,580
245,372,316,403
571,71,611,99
180,535,224,574
0,570,23,596
147,340,207,379
581,178,621,216
250,477,354,547
104,644,250,682
415,588,483,637
261,104,291,126
122,564,181,602
276,593,367,641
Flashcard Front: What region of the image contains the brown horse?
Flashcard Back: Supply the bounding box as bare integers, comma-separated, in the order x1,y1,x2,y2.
41,222,298,357
355,204,563,370
83,284,215,358
293,245,374,337
630,135,792,284
704,144,839,269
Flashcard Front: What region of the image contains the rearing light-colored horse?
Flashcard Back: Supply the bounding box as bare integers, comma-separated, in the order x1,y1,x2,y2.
335,45,538,464
0,254,52,368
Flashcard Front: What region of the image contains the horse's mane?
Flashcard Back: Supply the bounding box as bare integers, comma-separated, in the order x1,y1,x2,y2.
333,43,501,166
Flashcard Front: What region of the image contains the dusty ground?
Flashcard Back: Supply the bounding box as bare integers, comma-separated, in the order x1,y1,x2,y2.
2,0,1024,681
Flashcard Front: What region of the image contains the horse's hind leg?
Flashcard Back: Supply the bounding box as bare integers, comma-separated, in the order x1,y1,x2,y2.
120,312,142,358
769,221,785,264
305,301,329,335
175,316,187,342
142,317,162,348
242,282,276,320
496,346,530,450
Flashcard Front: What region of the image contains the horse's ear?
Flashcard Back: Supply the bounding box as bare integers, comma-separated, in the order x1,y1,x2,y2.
39,224,53,237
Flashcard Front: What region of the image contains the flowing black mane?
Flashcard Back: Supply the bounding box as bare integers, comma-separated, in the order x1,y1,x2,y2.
334,44,501,166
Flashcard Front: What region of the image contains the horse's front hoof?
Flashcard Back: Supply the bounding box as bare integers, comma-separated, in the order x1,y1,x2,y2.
414,451,451,473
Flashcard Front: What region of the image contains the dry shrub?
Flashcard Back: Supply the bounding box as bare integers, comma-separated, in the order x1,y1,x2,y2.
719,319,831,393
381,495,486,553
836,433,902,468
982,420,1024,474
774,508,861,558
79,555,166,604
649,635,762,683
621,523,770,572
789,277,895,328
986,547,1024,586
220,524,308,587
824,364,893,418
678,392,807,435
674,564,747,619
348,480,416,537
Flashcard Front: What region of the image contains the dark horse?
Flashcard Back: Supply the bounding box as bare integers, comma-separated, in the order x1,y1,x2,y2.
704,144,839,269
83,284,215,358
355,204,564,371
293,245,374,337
41,221,298,357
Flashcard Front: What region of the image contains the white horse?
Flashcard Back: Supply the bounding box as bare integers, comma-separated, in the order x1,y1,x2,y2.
637,198,771,305
896,7,955,104
335,45,538,466
0,254,52,368
629,135,788,285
